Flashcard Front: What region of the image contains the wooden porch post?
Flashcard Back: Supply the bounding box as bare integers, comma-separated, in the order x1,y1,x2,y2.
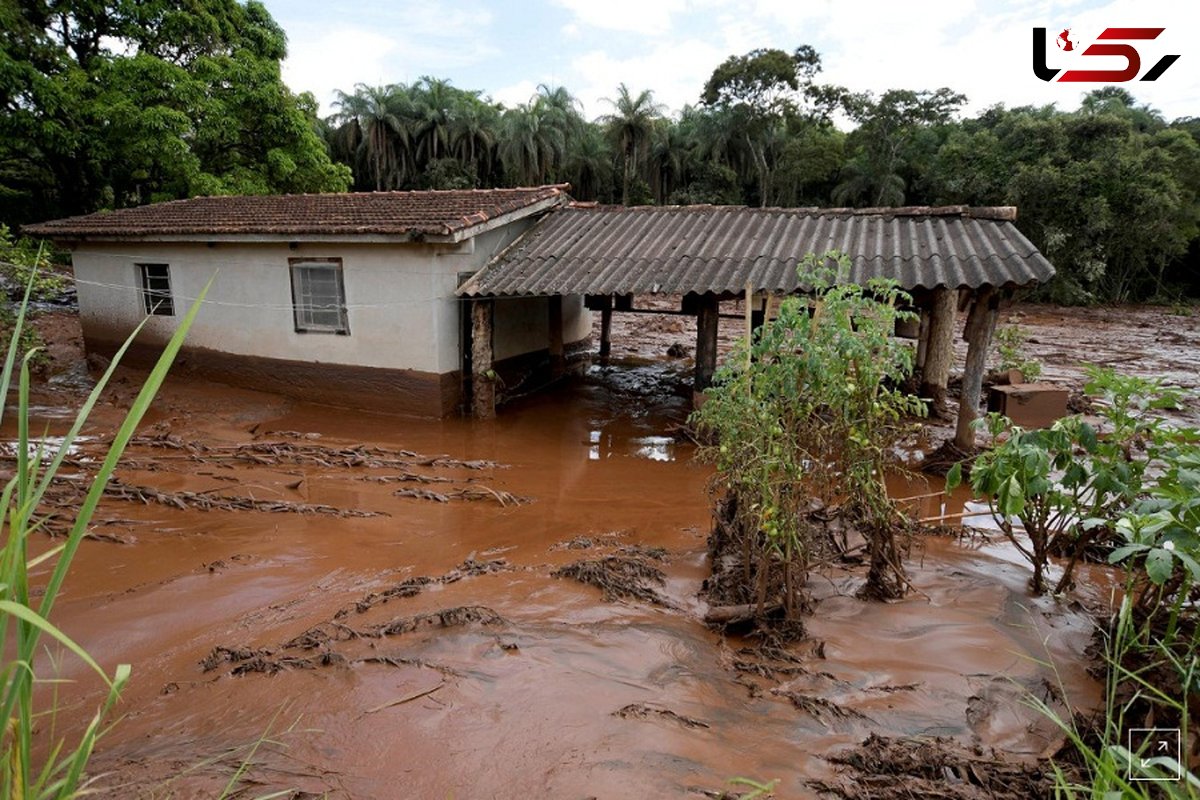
915,305,931,371
694,293,720,394
471,299,495,419
548,295,565,377
599,295,613,360
954,286,999,450
920,286,958,416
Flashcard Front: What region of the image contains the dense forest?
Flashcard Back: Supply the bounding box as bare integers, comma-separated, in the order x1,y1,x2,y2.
2,1,1197,302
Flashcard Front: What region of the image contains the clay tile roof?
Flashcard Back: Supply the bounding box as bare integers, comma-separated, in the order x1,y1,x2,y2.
23,185,570,240
458,204,1054,296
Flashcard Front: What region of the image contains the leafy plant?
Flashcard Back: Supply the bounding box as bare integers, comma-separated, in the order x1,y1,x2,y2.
1109,442,1200,635
993,319,1042,381
692,252,924,615
0,228,68,303
949,366,1192,595
1,267,208,798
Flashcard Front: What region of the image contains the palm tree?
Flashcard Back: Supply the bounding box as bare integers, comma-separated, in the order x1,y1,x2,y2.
647,119,689,203
412,76,456,165
601,84,665,205
451,95,499,183
499,103,565,185
331,84,410,190
564,124,613,201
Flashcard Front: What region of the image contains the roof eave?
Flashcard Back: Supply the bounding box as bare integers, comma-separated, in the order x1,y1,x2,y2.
435,194,567,244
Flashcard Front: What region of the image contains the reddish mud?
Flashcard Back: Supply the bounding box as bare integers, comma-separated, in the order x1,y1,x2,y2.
4,306,1161,798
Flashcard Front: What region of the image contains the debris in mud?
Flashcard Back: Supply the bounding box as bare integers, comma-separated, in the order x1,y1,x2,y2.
207,605,506,678
550,531,630,551
614,703,710,730
393,485,528,506
923,439,976,476
200,645,344,676
810,733,1056,799
333,556,512,619
101,477,384,517
125,434,504,471
616,544,668,561
363,472,462,484
363,681,445,714
552,553,672,607
368,605,506,637
771,689,872,726
554,535,600,550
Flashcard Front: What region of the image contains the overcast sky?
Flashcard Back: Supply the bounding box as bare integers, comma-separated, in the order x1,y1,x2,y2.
268,0,1196,125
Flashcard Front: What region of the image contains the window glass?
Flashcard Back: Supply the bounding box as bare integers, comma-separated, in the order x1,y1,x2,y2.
290,261,349,334
138,263,174,316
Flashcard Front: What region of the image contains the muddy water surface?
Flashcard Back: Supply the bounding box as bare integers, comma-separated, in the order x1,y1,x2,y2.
12,357,1111,799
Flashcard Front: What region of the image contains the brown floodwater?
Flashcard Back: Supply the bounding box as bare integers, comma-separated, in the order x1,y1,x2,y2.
9,356,1114,799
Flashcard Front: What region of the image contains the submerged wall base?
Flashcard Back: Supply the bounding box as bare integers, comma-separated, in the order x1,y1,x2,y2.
84,335,461,418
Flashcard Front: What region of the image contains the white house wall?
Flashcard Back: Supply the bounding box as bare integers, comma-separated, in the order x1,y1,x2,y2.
68,222,591,414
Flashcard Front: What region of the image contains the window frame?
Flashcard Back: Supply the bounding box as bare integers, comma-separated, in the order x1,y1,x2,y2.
137,263,175,317
289,258,350,335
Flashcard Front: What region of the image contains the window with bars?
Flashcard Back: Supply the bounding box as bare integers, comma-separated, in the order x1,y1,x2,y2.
289,260,349,334
138,263,174,316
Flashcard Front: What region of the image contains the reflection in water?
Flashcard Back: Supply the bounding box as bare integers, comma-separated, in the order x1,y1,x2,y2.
588,430,676,462
633,435,674,461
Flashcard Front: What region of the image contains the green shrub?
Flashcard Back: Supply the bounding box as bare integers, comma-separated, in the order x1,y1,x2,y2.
950,366,1192,594
692,252,924,611
0,227,68,303
993,320,1042,381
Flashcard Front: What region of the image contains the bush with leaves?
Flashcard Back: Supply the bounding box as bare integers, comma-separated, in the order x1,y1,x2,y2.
0,226,69,303
1110,442,1200,626
692,252,924,617
951,366,1192,594
993,320,1042,381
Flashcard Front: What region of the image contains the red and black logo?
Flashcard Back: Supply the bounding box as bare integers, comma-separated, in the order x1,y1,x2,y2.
1033,27,1179,82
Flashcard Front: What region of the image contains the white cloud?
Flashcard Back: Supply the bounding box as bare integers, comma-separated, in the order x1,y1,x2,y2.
277,0,500,114
276,0,1198,123
551,0,687,35
569,39,729,119
492,80,541,109
283,25,399,112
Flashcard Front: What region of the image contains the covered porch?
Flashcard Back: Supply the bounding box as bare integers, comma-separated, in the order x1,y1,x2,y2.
457,204,1055,450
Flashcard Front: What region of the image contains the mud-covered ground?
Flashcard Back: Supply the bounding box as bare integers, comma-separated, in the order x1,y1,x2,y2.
5,302,1196,798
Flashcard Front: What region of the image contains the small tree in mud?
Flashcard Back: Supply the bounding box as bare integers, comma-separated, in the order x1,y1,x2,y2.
951,366,1191,595
691,253,924,626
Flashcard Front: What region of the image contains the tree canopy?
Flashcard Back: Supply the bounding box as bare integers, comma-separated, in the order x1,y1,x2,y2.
0,0,350,225
2,25,1197,303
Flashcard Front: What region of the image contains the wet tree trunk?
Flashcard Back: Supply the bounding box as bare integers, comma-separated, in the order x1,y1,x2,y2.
954,287,999,450
471,299,495,419
916,306,931,371
920,287,957,417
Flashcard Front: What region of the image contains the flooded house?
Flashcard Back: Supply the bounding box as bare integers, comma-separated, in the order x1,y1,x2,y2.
28,192,1056,445
24,185,588,416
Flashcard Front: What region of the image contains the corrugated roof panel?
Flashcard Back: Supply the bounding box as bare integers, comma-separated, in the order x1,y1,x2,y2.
457,205,1054,297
